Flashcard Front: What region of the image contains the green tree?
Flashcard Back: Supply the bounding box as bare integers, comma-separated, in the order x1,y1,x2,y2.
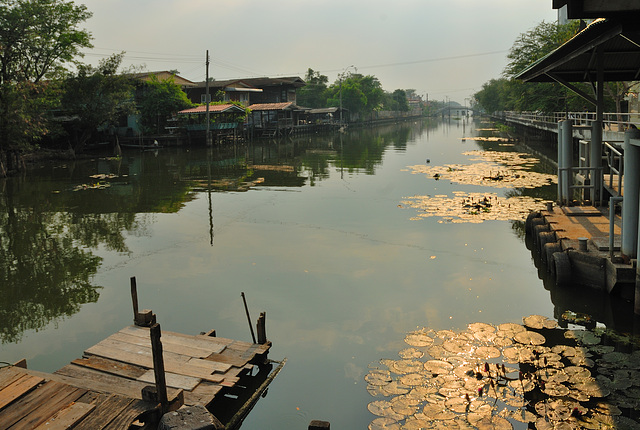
328,73,384,120
61,53,136,154
392,89,409,112
297,68,329,108
139,74,194,134
0,0,92,170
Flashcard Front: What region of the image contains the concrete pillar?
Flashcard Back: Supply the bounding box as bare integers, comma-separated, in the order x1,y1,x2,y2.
623,129,640,258
590,121,602,204
559,120,572,205
557,121,564,203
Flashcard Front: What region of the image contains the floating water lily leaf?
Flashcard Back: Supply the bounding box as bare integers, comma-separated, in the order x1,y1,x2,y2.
564,330,601,345
442,338,474,354
366,370,392,386
366,313,640,430
422,402,457,420
367,400,405,420
500,407,537,423
392,360,425,375
368,417,401,430
427,345,448,360
514,330,546,346
390,395,419,416
402,415,437,430
444,397,487,414
496,322,526,338
473,415,513,430
404,330,434,347
472,346,501,359
551,344,577,357
399,348,424,360
522,314,555,329
424,360,454,375
535,399,578,421
399,373,427,387
539,367,568,384
380,380,410,396
405,386,437,401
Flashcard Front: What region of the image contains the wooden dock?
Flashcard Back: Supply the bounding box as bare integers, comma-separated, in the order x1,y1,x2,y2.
0,280,283,429
527,204,636,297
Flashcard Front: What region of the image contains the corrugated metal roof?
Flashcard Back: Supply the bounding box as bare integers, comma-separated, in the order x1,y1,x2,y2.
178,104,245,114
247,102,300,111
193,77,305,89
516,18,640,83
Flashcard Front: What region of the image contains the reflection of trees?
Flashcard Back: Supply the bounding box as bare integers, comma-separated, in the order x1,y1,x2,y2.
0,191,104,343
0,153,193,343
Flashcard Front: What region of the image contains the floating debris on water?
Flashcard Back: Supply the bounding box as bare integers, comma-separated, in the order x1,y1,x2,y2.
73,182,111,191
365,315,640,429
400,192,548,223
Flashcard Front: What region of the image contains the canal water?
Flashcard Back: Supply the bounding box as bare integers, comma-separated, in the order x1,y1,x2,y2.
0,118,634,428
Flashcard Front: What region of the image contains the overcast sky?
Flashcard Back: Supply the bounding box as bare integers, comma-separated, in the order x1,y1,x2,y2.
78,0,558,104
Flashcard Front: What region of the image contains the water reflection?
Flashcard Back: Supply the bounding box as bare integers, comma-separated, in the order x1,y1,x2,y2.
0,120,438,345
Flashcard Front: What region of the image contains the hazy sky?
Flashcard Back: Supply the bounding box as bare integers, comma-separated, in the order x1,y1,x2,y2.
78,0,558,103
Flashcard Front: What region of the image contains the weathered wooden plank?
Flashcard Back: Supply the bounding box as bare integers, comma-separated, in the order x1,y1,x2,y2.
205,341,270,368
54,364,181,401
84,343,228,382
182,381,223,407
70,355,147,380
86,337,231,374
109,331,217,359
120,325,228,353
73,393,138,430
137,370,201,391
33,401,96,430
0,366,25,390
0,374,45,411
103,399,158,430
0,380,86,430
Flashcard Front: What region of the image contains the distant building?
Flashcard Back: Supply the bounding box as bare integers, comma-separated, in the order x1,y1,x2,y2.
187,77,305,107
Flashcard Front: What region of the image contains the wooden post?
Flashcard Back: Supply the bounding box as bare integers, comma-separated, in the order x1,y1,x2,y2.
241,292,257,344
257,312,267,345
131,276,139,323
150,323,169,414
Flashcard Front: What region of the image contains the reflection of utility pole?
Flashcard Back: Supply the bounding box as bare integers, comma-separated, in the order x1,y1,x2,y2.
205,50,212,147
207,147,214,246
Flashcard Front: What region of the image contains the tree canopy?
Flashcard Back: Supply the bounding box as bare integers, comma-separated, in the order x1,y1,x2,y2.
297,68,329,108
474,20,588,113
60,53,136,153
138,74,194,134
0,0,93,172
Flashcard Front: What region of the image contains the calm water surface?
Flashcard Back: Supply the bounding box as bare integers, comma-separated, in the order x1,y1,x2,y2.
0,118,631,428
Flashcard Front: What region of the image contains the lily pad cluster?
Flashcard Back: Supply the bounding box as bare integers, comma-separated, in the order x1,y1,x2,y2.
365,315,640,429
399,191,548,223
406,150,556,190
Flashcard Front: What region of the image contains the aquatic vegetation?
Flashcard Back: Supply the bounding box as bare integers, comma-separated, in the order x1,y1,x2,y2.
405,151,556,190
365,315,640,429
401,149,556,223
399,191,548,223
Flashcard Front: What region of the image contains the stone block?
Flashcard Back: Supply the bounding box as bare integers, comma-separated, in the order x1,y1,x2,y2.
159,405,223,430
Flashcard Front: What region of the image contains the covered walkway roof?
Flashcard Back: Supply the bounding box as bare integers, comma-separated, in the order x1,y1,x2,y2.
516,18,640,84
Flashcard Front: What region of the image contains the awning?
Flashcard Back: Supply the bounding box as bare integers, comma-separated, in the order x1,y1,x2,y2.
178,104,246,114
516,18,640,84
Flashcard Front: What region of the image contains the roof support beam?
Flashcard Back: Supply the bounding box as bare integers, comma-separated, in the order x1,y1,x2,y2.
546,72,597,106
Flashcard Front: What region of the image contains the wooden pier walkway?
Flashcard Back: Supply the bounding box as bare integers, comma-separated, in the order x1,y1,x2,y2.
0,280,281,429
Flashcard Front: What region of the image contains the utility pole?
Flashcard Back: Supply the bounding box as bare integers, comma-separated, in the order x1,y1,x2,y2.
205,50,212,147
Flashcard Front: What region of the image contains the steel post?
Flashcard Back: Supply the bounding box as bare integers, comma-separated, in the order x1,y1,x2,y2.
590,121,602,204
623,129,640,258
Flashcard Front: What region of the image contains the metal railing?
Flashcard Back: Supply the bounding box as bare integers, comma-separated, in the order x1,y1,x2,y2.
604,141,624,197
498,111,640,131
